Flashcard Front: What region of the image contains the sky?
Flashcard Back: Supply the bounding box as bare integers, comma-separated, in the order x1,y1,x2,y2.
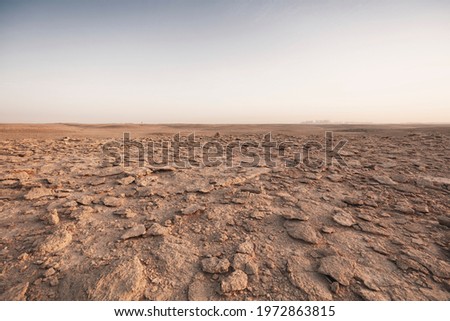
1,0,449,123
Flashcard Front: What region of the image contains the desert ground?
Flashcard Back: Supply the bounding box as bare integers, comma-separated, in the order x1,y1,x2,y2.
0,123,449,300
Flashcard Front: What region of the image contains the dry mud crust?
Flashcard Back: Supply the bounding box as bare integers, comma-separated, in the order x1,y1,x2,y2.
0,124,449,300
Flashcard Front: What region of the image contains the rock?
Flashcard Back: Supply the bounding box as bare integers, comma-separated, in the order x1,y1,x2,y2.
318,255,355,286
437,216,450,228
118,176,135,185
332,209,356,227
44,267,56,278
249,210,265,220
394,202,415,214
88,256,146,300
237,240,255,255
90,177,106,186
414,204,429,214
330,282,340,293
321,226,335,234
181,204,205,215
146,223,168,236
357,212,373,221
279,209,310,221
221,270,248,293
43,209,59,225
97,167,124,177
286,255,332,300
113,208,137,218
77,195,93,205
0,282,29,300
343,197,363,206
24,187,53,200
121,224,146,240
201,257,230,274
39,229,72,253
284,220,320,244
364,199,378,208
327,174,344,182
103,196,124,207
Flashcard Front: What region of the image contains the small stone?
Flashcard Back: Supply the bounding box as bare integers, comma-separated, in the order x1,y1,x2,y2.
327,174,344,182
414,204,429,214
279,209,310,221
342,197,364,206
97,167,124,177
103,196,124,207
330,282,340,294
364,199,378,208
333,209,356,227
121,224,146,240
357,213,373,221
44,267,56,277
18,253,30,261
437,216,450,228
146,223,168,236
321,226,335,234
284,220,320,244
394,202,414,214
118,176,135,185
249,211,265,220
237,240,255,255
201,257,230,274
43,209,59,225
244,261,259,275
181,204,205,215
221,270,248,293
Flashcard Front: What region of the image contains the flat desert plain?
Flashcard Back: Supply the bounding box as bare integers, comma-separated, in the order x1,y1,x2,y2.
0,123,449,300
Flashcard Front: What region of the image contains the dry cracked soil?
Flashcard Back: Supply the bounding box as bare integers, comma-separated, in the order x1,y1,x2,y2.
0,123,449,301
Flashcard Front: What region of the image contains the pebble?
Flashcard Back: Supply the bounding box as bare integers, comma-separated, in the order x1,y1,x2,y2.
121,224,146,240
221,270,248,293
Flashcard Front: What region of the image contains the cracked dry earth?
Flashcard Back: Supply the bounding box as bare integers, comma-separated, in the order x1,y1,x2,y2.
1,124,449,301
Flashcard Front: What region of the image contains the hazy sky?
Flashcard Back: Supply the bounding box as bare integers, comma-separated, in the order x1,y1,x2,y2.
1,0,449,123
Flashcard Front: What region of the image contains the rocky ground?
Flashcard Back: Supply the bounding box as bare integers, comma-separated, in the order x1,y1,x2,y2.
0,124,449,300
